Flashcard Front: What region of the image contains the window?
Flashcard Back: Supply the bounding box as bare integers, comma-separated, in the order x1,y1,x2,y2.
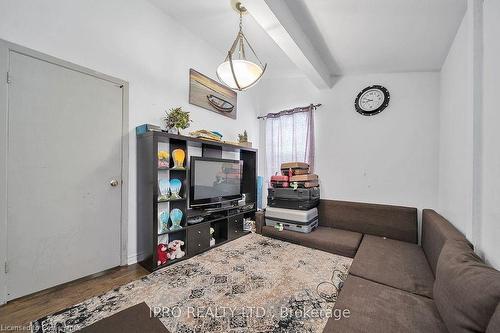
265,107,315,181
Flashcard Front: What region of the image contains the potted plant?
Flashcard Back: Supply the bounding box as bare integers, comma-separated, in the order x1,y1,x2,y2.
163,107,192,135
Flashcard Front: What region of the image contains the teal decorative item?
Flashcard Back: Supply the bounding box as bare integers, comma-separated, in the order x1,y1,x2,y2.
170,208,183,231
158,210,169,233
158,179,170,201
169,179,182,199
257,176,263,209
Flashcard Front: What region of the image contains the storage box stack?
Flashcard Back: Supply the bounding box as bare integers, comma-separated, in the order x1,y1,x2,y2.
266,162,319,233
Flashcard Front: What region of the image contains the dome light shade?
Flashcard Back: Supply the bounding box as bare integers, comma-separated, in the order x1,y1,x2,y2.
217,59,264,91
216,3,266,91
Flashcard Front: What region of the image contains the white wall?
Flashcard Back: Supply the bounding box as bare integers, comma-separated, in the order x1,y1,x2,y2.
0,0,261,265
438,0,500,269
480,0,500,268
259,72,440,214
438,9,474,239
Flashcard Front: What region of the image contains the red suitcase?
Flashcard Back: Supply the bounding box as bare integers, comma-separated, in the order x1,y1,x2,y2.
270,175,289,188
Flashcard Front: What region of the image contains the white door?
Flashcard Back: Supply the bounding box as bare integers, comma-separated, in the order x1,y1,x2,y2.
6,50,123,300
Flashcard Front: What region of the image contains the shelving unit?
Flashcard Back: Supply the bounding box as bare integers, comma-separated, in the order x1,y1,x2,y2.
136,130,258,272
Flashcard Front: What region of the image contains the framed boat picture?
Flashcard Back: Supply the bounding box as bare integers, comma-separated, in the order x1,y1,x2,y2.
189,68,237,119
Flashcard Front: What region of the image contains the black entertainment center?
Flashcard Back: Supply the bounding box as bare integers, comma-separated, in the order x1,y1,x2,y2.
136,130,257,272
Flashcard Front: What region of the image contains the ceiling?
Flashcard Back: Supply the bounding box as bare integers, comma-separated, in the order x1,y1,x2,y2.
149,0,466,80
300,0,467,74
148,0,302,78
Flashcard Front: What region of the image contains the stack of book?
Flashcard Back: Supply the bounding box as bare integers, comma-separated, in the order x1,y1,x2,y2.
189,129,223,142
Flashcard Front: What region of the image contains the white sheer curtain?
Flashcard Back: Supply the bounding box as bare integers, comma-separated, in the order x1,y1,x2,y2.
265,106,315,182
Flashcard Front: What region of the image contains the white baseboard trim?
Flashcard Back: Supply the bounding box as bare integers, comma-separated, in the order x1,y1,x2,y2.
127,252,148,265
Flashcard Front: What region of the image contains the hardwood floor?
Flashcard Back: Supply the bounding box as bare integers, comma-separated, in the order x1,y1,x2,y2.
0,264,149,329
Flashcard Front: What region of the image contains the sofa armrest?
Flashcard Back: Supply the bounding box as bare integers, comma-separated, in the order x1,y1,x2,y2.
255,210,265,234
421,209,471,275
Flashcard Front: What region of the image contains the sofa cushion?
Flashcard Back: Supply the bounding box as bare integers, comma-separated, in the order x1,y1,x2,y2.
434,240,500,333
318,200,418,243
261,226,362,258
324,275,447,333
422,209,472,276
349,235,434,298
487,303,500,333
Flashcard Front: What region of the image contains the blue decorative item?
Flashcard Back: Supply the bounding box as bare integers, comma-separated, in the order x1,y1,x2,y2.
158,179,170,201
169,178,182,200
169,208,183,231
257,176,263,209
211,130,223,138
158,210,169,233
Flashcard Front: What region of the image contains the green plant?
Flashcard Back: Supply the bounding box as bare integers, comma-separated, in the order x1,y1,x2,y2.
164,107,192,134
238,130,248,143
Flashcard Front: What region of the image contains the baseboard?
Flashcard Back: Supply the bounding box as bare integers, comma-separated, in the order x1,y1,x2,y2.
127,252,147,265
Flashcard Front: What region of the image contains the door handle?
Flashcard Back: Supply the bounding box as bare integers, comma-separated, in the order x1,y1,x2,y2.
110,179,119,187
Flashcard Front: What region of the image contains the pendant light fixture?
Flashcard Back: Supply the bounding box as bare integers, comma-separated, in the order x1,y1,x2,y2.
216,1,267,91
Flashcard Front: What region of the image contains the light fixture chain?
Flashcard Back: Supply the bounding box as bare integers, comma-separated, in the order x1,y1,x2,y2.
239,35,246,59
239,10,243,33
238,11,245,59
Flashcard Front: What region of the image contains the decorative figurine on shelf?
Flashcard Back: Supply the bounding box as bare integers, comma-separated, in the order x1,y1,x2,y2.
237,130,252,148
171,149,186,169
169,208,183,231
238,130,248,143
169,179,182,199
157,243,171,266
168,240,185,259
158,150,170,168
158,210,169,233
243,218,256,233
158,179,170,201
210,227,215,247
163,107,192,135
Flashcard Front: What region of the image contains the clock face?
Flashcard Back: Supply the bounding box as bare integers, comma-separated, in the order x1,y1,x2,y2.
359,89,385,111
355,85,390,116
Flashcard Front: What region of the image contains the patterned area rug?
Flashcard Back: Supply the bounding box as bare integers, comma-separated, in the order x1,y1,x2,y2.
32,233,352,333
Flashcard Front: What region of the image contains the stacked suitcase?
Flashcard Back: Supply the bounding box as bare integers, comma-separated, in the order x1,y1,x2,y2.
266,162,320,233
268,187,319,210
265,207,318,233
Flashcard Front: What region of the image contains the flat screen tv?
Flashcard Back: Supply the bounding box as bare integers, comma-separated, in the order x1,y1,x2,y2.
189,156,243,207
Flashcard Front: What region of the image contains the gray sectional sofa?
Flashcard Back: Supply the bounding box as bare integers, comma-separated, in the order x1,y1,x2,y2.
256,200,500,332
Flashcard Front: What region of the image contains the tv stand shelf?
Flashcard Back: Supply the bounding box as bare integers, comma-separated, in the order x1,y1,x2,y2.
136,130,257,272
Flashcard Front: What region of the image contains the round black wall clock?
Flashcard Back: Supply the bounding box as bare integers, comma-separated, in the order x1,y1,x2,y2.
355,85,390,116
